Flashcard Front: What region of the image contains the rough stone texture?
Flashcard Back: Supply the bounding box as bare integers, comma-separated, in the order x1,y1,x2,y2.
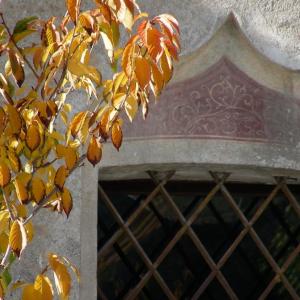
1,1,300,300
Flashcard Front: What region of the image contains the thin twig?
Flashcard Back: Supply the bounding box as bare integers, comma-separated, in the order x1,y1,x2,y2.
2,189,15,221
0,245,11,268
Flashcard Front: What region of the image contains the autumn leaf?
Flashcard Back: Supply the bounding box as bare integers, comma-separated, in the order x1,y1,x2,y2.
68,61,102,85
125,94,138,122
66,0,80,24
161,52,172,83
64,147,77,170
135,57,151,89
25,222,34,242
9,220,27,257
8,150,21,173
8,49,25,87
0,161,11,187
54,166,67,191
22,284,39,300
26,125,41,151
61,187,73,218
0,107,7,135
48,254,71,299
6,104,22,135
69,111,89,138
33,274,53,300
31,177,45,204
0,279,4,300
87,136,102,166
111,120,123,151
14,178,29,204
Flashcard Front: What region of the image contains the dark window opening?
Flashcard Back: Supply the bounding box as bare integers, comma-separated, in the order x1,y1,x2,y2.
98,176,300,300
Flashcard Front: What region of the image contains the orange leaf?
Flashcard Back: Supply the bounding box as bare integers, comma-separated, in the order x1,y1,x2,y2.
6,104,22,135
111,120,123,151
66,0,80,24
160,52,172,83
87,136,102,166
14,178,29,204
69,111,88,138
8,49,25,87
26,125,41,151
151,63,164,96
146,27,163,61
135,57,151,89
61,187,73,218
31,177,45,204
54,166,67,191
64,147,78,170
0,161,11,187
0,107,7,135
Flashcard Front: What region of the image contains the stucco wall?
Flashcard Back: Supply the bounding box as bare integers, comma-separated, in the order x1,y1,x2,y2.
1,1,300,299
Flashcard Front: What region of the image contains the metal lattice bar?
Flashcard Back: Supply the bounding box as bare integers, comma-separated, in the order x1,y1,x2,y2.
98,171,300,300
148,171,238,300
124,173,231,299
99,184,176,299
209,173,299,300
98,172,174,258
258,244,300,299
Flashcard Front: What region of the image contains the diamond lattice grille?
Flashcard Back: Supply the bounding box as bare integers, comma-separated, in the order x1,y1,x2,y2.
98,172,300,300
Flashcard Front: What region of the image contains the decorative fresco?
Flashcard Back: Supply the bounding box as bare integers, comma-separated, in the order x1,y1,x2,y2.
123,57,300,145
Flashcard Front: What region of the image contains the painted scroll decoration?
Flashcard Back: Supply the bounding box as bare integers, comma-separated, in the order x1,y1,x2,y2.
123,57,300,144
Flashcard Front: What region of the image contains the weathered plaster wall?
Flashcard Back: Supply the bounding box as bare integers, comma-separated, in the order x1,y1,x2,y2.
1,1,300,299
2,0,300,67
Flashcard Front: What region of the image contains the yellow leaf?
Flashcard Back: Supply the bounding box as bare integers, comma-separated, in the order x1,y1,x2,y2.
66,0,80,24
0,280,4,300
0,107,7,135
161,52,172,83
6,104,22,135
0,233,8,253
69,111,88,138
33,274,53,300
135,57,151,89
151,63,164,96
14,178,29,204
0,211,9,234
26,125,41,151
31,177,45,204
33,47,43,70
16,204,27,219
9,220,27,257
48,254,71,300
22,284,39,300
68,60,101,85
87,136,102,166
7,150,21,173
8,49,25,87
64,147,77,170
0,162,11,187
125,95,138,122
111,120,123,151
61,188,73,218
54,166,67,191
25,222,34,242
